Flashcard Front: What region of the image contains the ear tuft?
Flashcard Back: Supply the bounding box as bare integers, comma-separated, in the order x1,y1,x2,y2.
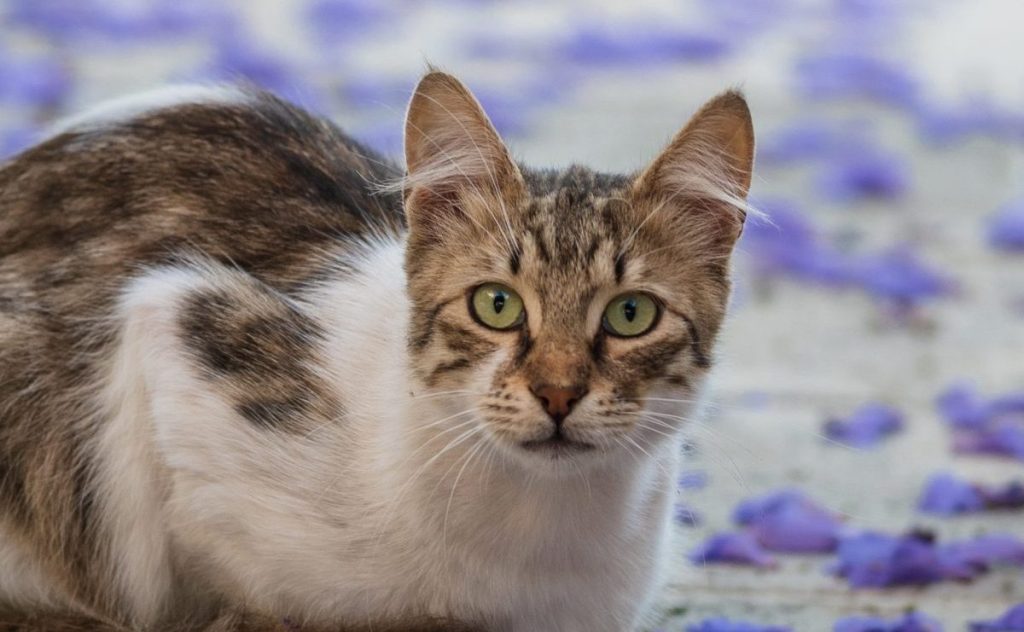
401,71,522,234
632,89,755,250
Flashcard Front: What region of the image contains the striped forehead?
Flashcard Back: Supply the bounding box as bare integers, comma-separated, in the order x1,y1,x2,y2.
516,165,633,271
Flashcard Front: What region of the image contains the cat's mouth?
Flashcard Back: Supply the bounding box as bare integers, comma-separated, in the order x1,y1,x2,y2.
519,435,595,456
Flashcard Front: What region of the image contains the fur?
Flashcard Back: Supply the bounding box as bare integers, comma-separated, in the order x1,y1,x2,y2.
0,73,754,631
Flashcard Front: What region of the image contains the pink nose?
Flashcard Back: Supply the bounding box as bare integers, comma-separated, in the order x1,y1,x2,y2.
530,383,587,423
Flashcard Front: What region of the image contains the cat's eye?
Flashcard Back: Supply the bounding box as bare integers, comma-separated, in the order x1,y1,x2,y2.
602,293,659,337
470,283,525,330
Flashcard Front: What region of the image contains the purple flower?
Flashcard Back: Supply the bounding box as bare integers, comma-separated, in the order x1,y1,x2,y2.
830,530,1024,587
1,128,38,160
953,419,1024,461
988,200,1024,252
0,53,72,109
981,481,1024,509
678,470,709,490
733,489,843,553
351,122,402,157
918,472,1024,515
559,23,732,66
936,383,991,429
815,146,910,203
915,97,1024,145
742,199,858,285
970,604,1024,632
687,618,791,632
917,472,985,515
741,200,949,310
940,533,1024,576
834,612,943,632
795,52,919,108
831,531,946,587
824,403,904,448
9,0,233,42
690,531,777,568
852,248,953,308
306,0,391,45
757,120,844,165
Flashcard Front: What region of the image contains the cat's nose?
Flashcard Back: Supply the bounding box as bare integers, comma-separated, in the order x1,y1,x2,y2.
530,383,588,424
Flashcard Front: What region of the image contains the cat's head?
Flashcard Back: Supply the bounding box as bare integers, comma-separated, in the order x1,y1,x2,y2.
401,71,753,469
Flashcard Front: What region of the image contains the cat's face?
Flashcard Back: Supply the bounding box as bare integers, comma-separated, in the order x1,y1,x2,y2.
401,73,753,469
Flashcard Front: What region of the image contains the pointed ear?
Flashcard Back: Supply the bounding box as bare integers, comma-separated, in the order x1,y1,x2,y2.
403,71,523,235
632,90,754,250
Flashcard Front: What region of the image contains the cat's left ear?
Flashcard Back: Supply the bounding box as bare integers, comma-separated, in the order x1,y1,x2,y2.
632,90,754,250
402,71,524,236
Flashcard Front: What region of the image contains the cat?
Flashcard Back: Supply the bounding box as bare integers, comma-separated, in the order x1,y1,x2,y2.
0,71,754,631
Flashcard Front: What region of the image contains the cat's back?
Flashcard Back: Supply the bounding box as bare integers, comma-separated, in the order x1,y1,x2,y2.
0,86,403,292
0,90,404,589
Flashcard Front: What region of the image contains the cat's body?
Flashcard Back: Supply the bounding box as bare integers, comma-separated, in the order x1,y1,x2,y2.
0,75,753,631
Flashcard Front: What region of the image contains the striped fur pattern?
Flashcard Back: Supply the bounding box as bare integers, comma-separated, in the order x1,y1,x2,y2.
0,73,753,631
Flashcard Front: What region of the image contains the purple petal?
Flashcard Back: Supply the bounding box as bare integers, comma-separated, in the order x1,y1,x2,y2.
834,612,944,632
1,127,39,160
824,403,904,448
9,0,234,41
0,54,72,108
939,533,1024,573
917,472,985,516
915,97,1024,145
979,480,1024,509
741,199,855,284
795,52,920,108
733,489,806,525
936,383,990,429
732,489,842,554
953,419,1024,461
678,470,709,490
815,146,910,203
830,531,945,587
852,248,952,307
560,23,732,66
757,121,844,164
919,471,1024,515
351,122,402,158
306,0,391,44
970,604,1024,632
988,200,1024,252
690,531,778,568
687,618,792,632
831,530,1024,587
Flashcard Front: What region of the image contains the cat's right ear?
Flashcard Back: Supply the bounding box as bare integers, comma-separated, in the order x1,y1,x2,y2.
402,71,523,235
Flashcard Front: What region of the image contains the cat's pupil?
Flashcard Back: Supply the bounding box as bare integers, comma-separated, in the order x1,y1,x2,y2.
623,299,637,322
493,292,506,313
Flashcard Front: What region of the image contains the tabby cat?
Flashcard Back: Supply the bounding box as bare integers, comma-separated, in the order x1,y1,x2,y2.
0,72,754,631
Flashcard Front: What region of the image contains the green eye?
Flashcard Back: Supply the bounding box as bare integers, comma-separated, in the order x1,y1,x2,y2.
470,283,525,330
603,293,659,337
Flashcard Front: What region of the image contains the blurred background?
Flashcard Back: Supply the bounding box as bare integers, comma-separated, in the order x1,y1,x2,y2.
1,1,1023,630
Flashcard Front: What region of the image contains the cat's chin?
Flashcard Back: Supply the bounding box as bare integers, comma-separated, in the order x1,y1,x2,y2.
519,435,596,457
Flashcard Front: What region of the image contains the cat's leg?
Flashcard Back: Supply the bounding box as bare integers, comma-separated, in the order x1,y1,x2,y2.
108,261,346,623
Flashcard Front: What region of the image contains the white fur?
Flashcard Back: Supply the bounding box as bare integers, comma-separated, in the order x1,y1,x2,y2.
0,525,57,610
46,85,248,137
11,239,689,631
